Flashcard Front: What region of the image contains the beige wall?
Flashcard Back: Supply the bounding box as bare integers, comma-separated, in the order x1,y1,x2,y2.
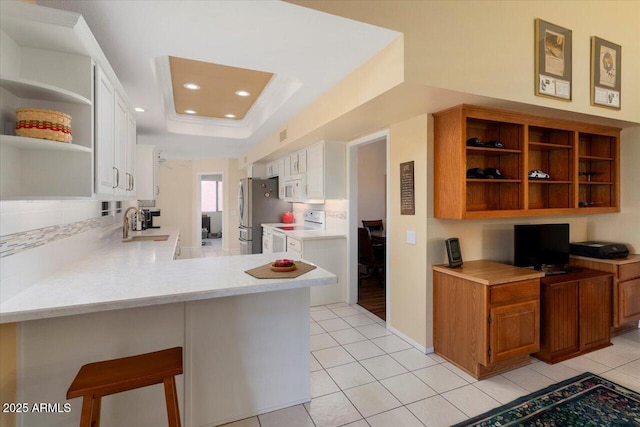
157,160,194,246
388,115,428,346
157,158,240,251
293,0,640,124
0,323,16,427
253,1,640,349
407,1,639,123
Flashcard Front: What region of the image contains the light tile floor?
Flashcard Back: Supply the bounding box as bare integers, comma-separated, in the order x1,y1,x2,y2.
221,302,640,427
202,238,225,257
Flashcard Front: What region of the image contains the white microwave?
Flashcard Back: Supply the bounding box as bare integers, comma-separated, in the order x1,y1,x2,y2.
283,176,305,202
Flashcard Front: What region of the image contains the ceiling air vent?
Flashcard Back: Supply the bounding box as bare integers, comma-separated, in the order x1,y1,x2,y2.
280,128,287,142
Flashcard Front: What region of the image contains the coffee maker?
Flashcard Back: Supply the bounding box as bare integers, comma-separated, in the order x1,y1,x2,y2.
141,209,161,229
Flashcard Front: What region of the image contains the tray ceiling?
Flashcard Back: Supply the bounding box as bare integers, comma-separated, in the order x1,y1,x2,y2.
36,0,400,159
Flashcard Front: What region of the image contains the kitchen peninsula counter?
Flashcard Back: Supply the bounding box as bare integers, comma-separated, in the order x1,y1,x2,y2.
1,226,337,427
0,227,336,323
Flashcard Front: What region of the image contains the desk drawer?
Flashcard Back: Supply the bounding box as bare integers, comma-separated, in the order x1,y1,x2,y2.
619,262,640,282
490,280,540,305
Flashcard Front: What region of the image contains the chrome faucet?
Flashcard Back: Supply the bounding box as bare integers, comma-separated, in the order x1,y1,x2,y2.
123,206,143,240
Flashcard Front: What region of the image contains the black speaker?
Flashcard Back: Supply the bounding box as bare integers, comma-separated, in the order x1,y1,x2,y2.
445,238,463,268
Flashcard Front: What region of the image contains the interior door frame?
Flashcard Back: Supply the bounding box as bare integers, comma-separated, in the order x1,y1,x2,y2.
346,129,390,322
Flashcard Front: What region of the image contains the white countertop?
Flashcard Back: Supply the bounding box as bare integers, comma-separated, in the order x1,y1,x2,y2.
262,223,346,241
0,227,337,324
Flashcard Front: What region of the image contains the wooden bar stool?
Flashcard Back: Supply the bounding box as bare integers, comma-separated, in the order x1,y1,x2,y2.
66,347,183,427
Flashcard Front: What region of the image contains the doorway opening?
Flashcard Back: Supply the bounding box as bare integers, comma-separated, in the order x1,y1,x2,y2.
348,130,389,321
199,173,224,257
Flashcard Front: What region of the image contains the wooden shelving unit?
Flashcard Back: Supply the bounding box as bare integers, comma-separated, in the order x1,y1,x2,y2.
434,105,620,219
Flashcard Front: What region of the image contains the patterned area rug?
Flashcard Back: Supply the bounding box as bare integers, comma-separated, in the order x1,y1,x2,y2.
452,372,640,426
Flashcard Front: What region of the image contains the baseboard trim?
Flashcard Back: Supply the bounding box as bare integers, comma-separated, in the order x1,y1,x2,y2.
386,324,434,354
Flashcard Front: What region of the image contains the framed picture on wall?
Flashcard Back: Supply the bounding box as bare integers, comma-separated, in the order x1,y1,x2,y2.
591,36,621,109
534,19,572,101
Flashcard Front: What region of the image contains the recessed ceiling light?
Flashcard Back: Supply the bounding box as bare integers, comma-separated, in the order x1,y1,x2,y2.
134,107,146,112
184,109,197,114
183,83,200,90
225,114,236,118
235,90,251,97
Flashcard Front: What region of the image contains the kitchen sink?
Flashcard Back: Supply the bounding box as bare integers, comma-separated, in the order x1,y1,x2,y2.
123,234,170,242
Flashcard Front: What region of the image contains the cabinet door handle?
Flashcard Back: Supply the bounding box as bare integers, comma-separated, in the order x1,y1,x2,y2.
113,167,119,189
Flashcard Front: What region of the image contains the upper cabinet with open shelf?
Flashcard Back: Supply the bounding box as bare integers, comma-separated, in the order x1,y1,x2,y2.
0,2,135,200
434,105,620,219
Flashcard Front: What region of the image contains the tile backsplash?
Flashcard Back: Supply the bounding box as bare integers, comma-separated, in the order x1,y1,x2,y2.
0,218,101,258
292,200,348,233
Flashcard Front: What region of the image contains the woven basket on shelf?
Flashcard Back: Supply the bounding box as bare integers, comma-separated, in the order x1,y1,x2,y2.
15,108,72,143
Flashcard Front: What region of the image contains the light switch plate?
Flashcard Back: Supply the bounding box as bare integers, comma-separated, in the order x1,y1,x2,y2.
407,230,416,244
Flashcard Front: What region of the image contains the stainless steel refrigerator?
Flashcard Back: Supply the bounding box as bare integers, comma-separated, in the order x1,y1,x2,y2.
238,177,290,254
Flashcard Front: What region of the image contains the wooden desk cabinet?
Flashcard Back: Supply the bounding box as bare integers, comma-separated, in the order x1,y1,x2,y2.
433,261,544,379
570,254,640,334
534,269,612,364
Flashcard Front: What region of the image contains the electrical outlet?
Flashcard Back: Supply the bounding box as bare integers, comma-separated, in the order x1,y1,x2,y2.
407,230,416,244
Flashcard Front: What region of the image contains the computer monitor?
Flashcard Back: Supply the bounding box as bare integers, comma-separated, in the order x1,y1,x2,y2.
514,224,570,271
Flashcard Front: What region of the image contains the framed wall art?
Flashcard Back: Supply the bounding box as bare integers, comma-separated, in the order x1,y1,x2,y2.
400,161,414,215
591,36,621,109
534,19,572,101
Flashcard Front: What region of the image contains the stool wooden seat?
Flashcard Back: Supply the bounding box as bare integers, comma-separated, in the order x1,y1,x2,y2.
67,347,183,427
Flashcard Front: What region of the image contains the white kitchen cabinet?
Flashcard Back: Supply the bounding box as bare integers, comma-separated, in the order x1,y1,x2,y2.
290,149,307,175
114,90,128,195
126,111,137,194
262,227,273,253
305,141,346,203
265,161,279,178
0,2,134,200
95,65,116,195
96,69,136,198
278,157,288,198
281,157,291,178
136,144,157,200
115,92,137,196
286,236,346,305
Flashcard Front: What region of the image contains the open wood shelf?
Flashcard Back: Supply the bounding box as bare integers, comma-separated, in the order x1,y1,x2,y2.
528,180,573,184
528,142,573,151
580,155,614,161
434,105,620,219
466,147,522,155
467,179,521,183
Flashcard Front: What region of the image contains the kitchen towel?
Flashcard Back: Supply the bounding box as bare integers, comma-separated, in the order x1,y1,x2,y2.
245,261,316,279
